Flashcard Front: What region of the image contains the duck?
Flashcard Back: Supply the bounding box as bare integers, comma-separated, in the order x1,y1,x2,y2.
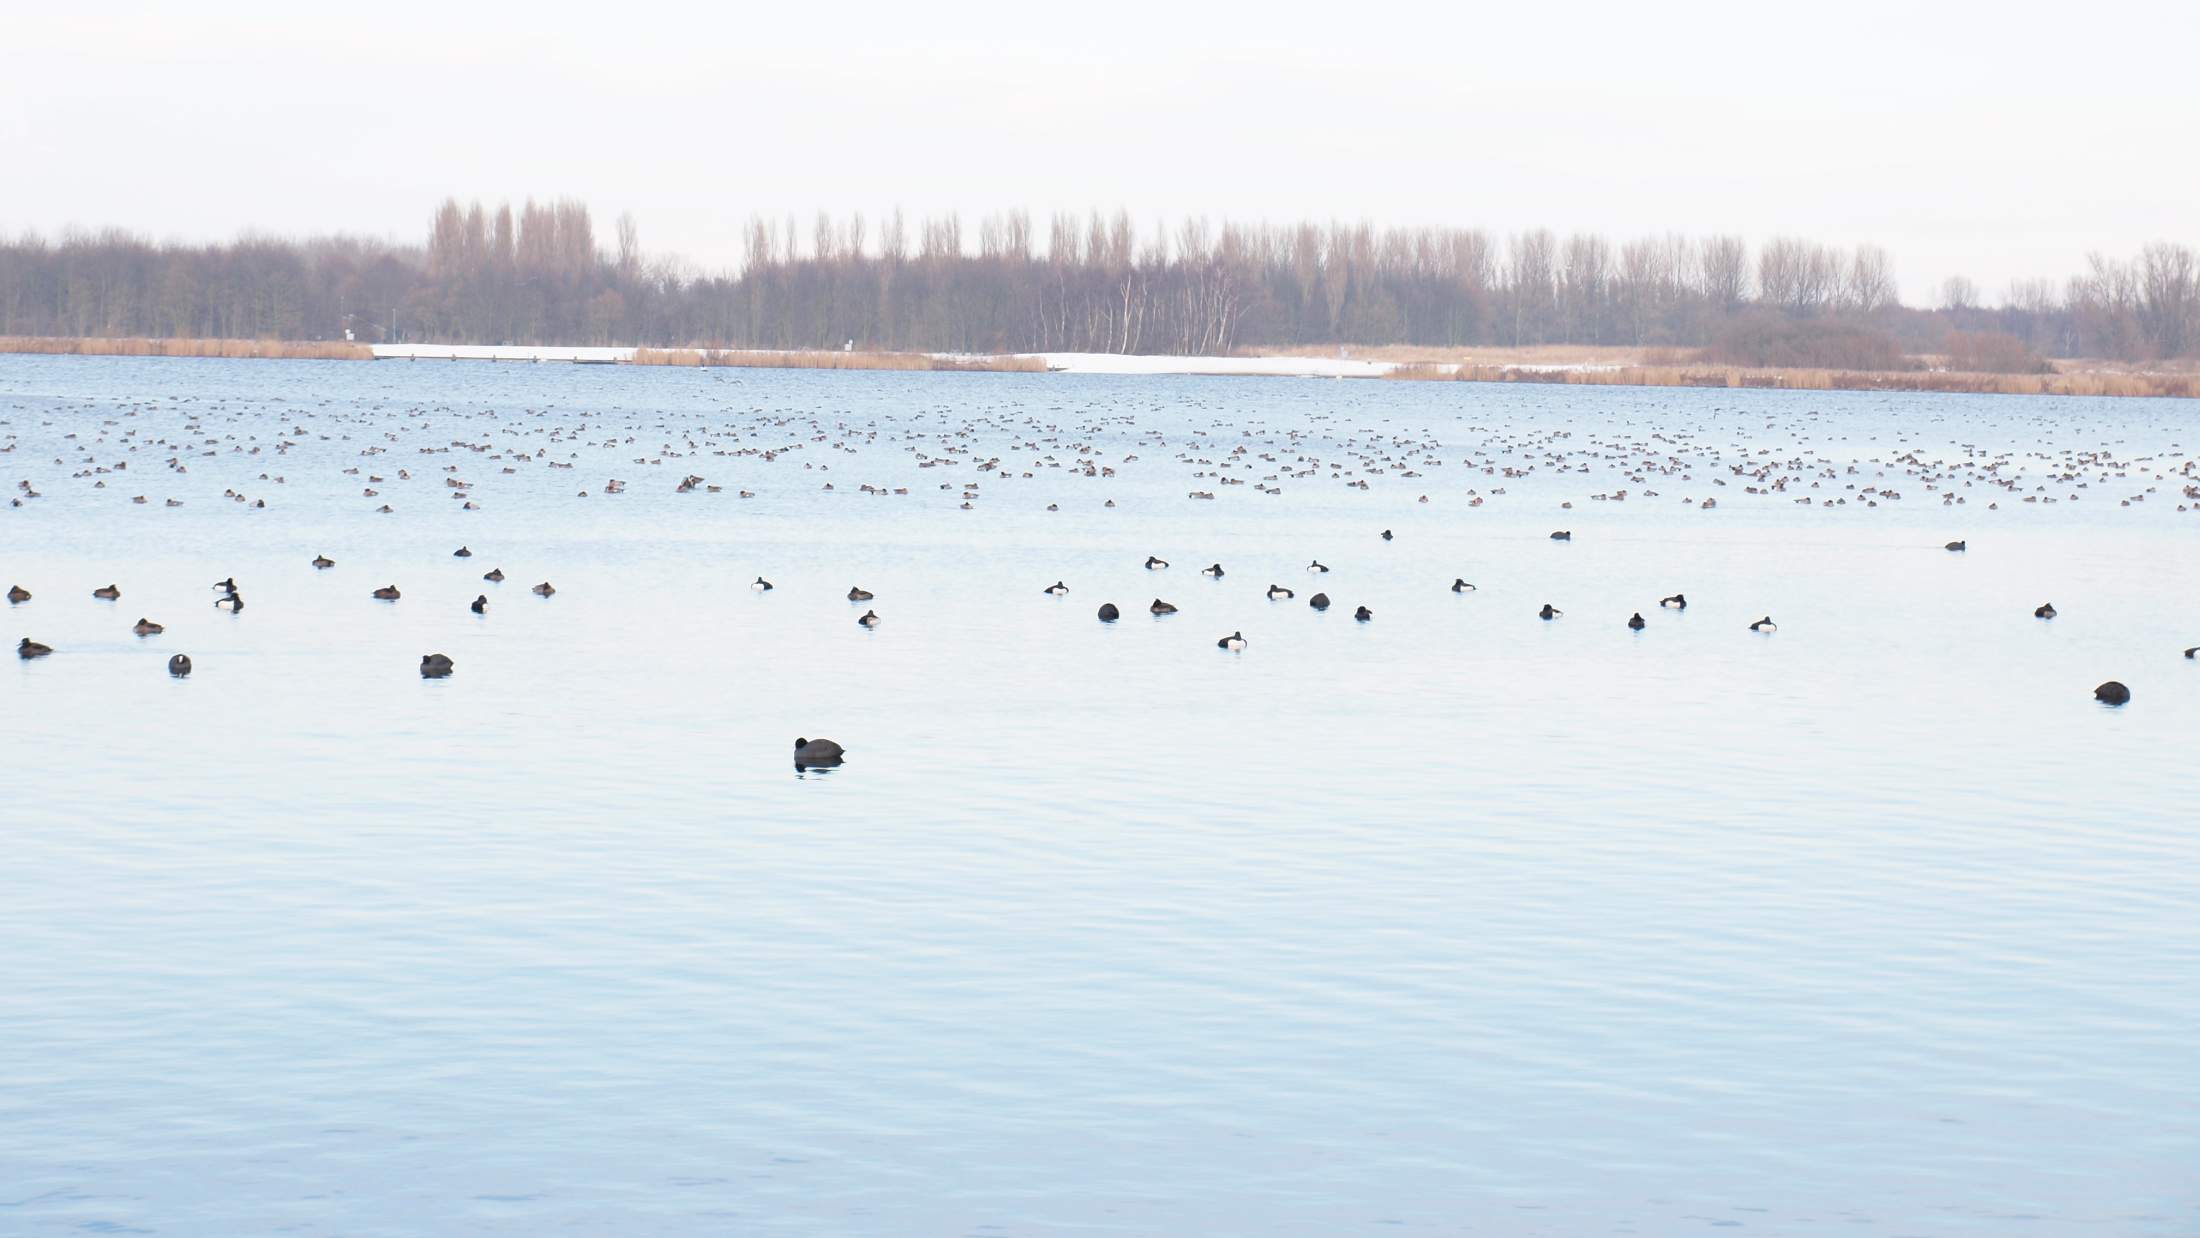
92,584,121,600
532,581,555,597
1217,630,1246,651
1550,531,1572,541
214,591,243,613
1381,529,1393,541
483,568,506,582
1044,581,1068,595
311,555,335,570
1354,606,1373,621
167,653,191,677
794,737,845,767
1145,555,1169,570
751,576,773,591
1945,540,1967,551
1267,584,1295,599
453,546,472,558
1150,598,1177,615
470,595,487,615
1451,578,1475,593
1307,560,1330,573
211,577,236,592
1660,593,1687,609
1201,563,1224,577
857,609,881,627
2094,680,2130,705
848,586,874,602
1098,603,1120,621
133,618,164,636
18,637,52,659
1309,592,1330,610
420,653,455,679
2034,603,2057,619
1749,616,1777,633
2186,647,2197,660
6,585,28,604
372,585,401,600
1539,604,1561,620
1627,612,1646,631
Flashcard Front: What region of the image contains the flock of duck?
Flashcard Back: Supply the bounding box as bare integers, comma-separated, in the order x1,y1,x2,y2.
7,370,2196,743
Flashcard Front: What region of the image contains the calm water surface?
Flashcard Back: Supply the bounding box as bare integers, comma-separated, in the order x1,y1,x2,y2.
2,356,2195,1235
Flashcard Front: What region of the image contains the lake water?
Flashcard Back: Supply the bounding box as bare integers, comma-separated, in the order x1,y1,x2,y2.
2,355,2195,1235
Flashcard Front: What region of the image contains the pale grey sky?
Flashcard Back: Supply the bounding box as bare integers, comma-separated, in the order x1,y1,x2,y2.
5,0,2194,303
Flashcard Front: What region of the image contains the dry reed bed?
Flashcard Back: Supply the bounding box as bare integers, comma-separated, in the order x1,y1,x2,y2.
633,348,1046,373
0,336,371,360
1387,362,2200,398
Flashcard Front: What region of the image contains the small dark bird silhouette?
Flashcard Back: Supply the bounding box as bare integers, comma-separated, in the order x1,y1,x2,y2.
18,637,53,659
6,585,28,604
1750,616,1777,632
2094,680,2130,705
1381,529,1393,541
485,568,506,582
2035,603,2057,619
751,576,772,590
1628,613,1646,631
471,595,487,614
1267,584,1295,599
93,584,121,600
133,618,164,636
532,582,555,597
311,555,334,569
1145,555,1169,570
1217,630,1246,650
372,585,401,600
1539,604,1561,620
1309,593,1330,610
1661,593,1687,609
1202,563,1224,577
794,737,845,768
1044,581,1068,595
1550,531,1571,541
1354,606,1373,621
1097,603,1120,621
848,586,874,601
453,547,472,558
1150,598,1177,615
1945,540,1967,552
420,653,455,679
167,653,191,677
857,609,881,627
1451,578,1475,593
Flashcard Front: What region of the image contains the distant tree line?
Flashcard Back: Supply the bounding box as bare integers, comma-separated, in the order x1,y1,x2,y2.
2,198,2195,364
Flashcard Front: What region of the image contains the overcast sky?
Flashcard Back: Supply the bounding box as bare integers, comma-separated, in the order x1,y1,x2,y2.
5,0,2194,304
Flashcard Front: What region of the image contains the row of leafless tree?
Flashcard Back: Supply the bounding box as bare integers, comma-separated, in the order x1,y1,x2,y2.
1,200,2194,361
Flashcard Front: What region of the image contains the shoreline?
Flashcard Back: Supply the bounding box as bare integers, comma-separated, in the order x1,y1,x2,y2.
2,336,2193,398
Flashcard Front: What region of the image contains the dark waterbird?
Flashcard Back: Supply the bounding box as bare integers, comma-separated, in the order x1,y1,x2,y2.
2094,681,2130,705
484,568,506,582
1150,598,1177,615
532,581,556,597
1750,616,1777,632
1201,563,1224,577
1044,581,1068,595
1945,540,1967,552
1451,578,1475,593
18,637,52,659
93,584,121,600
794,737,845,768
1550,531,1571,541
372,585,401,600
6,585,28,604
1145,555,1169,570
1628,612,1646,630
453,546,472,558
857,609,881,627
1354,605,1373,621
215,590,243,612
311,555,334,570
211,577,236,592
1098,602,1120,621
1217,630,1246,650
1308,560,1329,573
133,618,164,636
751,576,773,591
1267,584,1294,599
420,653,455,679
1381,529,1393,541
1309,593,1330,610
471,595,487,614
167,653,191,677
1539,603,1561,620
1660,593,1687,609
2035,603,2057,619
848,586,874,601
